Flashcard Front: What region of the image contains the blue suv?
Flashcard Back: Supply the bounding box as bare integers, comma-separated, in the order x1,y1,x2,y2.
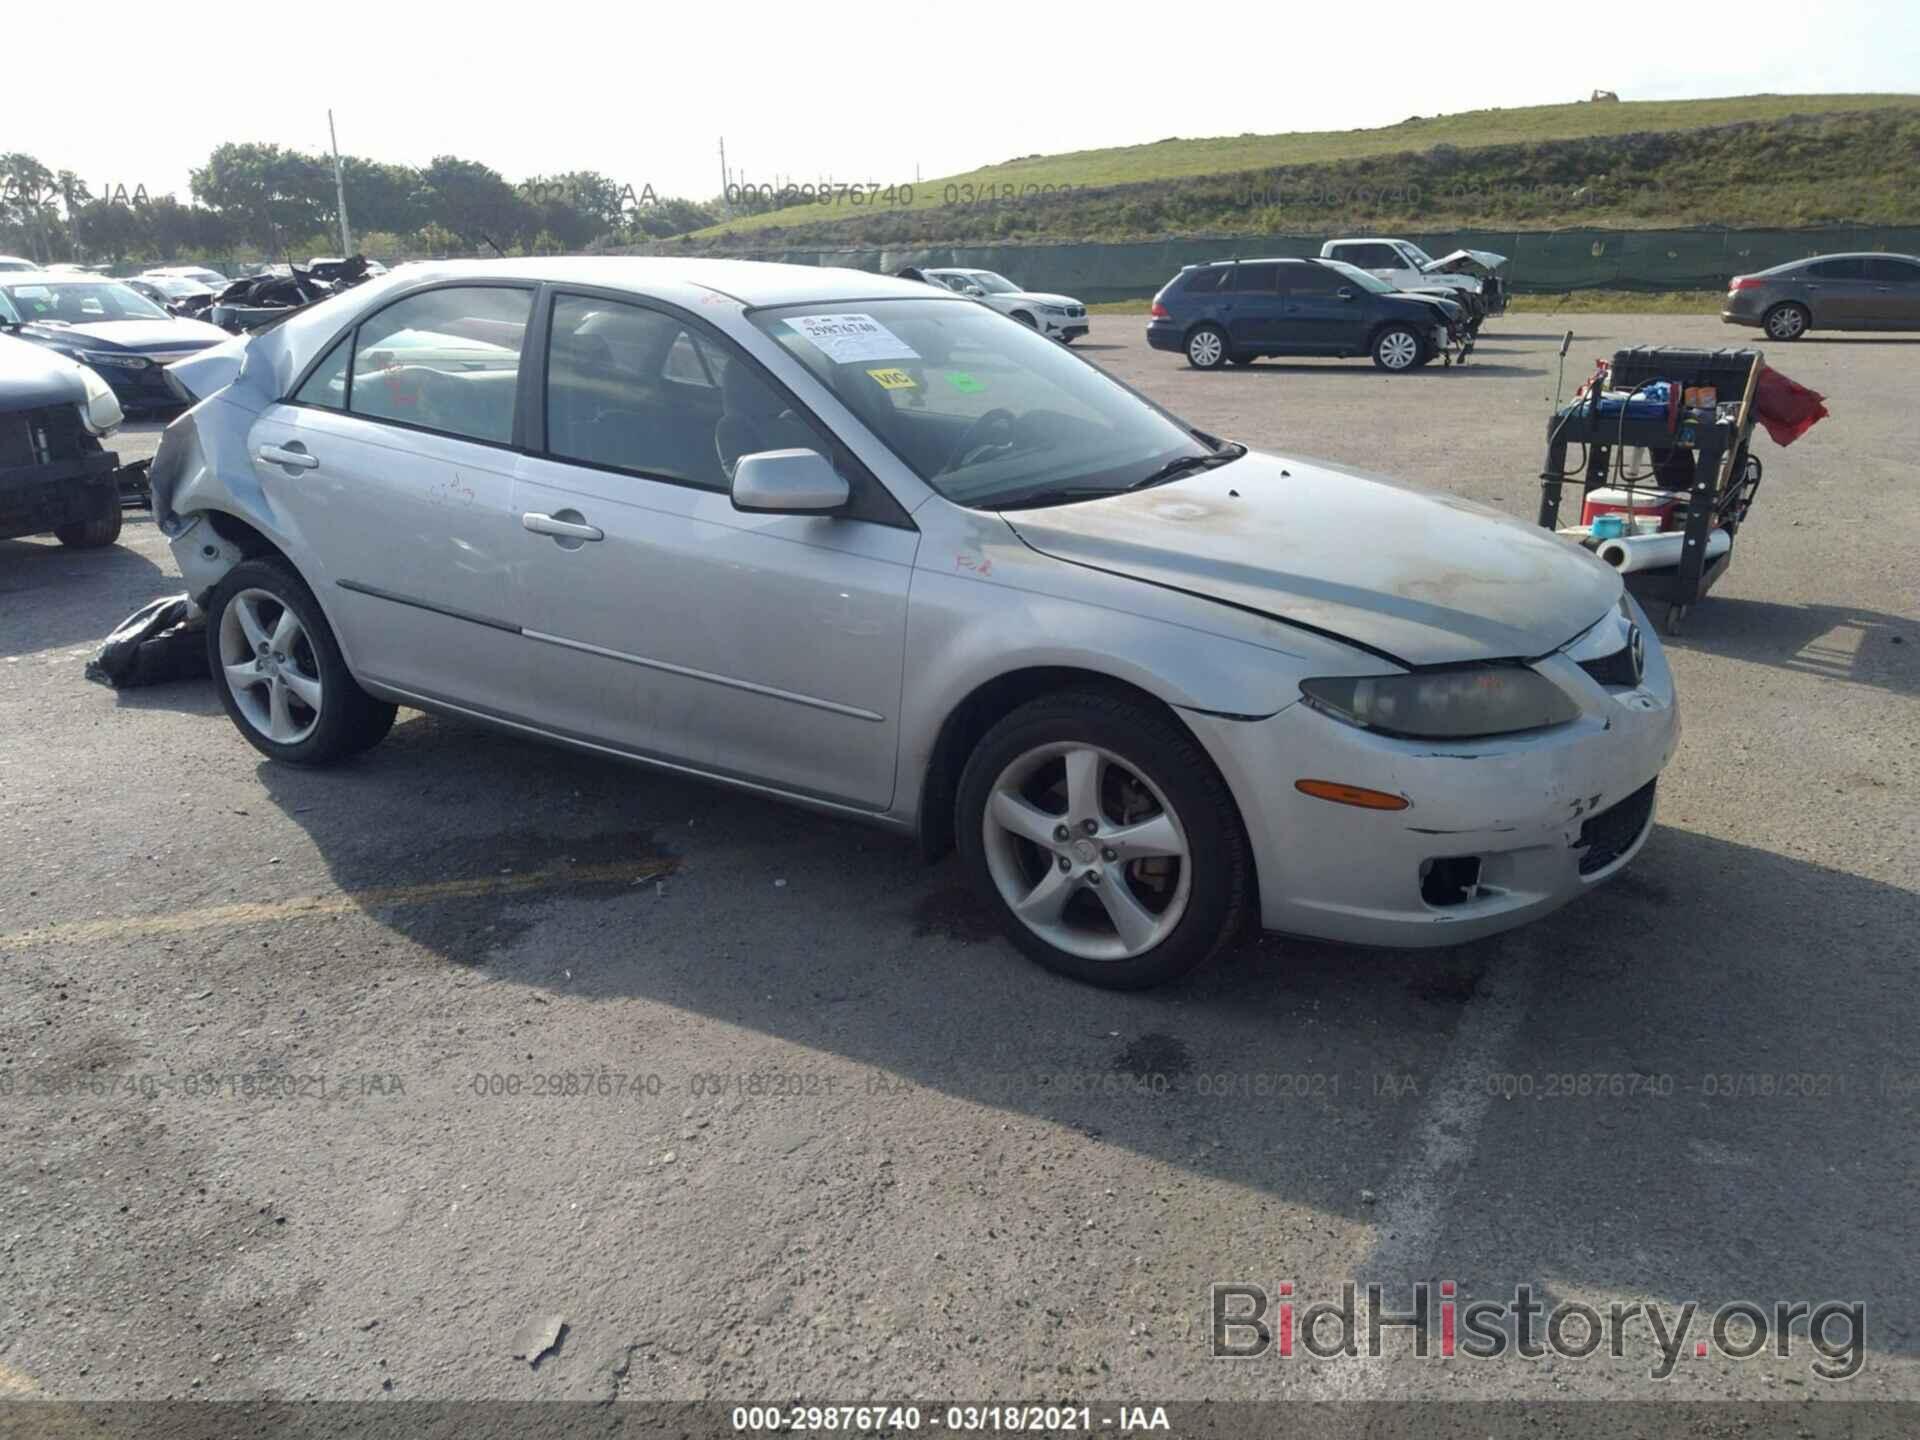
1147,257,1468,371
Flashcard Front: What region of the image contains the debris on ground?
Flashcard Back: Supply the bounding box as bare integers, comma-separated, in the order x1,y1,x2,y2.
85,595,209,689
511,1314,567,1368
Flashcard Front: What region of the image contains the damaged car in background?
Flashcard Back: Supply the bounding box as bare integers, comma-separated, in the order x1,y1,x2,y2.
151,258,1675,990
1320,237,1508,330
0,329,132,548
208,256,377,334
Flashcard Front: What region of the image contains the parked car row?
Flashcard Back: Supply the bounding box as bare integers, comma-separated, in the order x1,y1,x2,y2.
0,271,232,414
1147,256,1475,371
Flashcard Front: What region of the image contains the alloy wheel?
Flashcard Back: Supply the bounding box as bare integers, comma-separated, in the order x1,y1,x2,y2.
1766,305,1807,340
981,742,1192,962
219,588,324,744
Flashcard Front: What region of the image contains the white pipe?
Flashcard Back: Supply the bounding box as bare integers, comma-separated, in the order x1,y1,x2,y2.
1597,528,1731,574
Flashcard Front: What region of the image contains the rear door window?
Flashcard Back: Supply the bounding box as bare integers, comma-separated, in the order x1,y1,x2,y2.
346,286,531,444
1181,267,1227,294
1865,256,1920,284
1227,263,1280,293
1808,257,1867,280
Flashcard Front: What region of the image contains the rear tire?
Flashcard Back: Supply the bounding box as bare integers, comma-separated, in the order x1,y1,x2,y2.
205,557,397,766
955,688,1252,989
55,502,122,549
1763,302,1809,341
1185,324,1229,370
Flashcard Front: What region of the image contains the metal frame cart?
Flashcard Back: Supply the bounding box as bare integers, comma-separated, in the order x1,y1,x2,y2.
1537,347,1765,635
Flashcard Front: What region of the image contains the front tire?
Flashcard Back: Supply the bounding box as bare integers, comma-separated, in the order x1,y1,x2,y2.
1011,310,1038,329
205,557,397,765
1185,324,1229,370
955,689,1252,989
1372,325,1422,371
55,501,122,549
1763,302,1810,341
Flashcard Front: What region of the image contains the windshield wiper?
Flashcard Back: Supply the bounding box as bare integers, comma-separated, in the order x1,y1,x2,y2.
1125,442,1247,491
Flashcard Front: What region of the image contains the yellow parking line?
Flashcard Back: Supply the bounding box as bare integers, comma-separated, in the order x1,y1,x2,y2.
0,860,676,951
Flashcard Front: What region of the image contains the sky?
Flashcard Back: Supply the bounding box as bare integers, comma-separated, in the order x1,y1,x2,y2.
4,0,1915,207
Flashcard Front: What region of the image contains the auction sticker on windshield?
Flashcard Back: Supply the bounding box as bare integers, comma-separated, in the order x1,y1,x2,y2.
785,313,919,364
866,368,917,390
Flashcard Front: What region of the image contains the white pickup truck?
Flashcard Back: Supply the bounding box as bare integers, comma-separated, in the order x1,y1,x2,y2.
1318,238,1508,329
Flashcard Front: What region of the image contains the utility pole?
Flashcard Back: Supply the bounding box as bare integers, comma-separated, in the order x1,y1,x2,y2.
328,109,353,256
718,136,731,217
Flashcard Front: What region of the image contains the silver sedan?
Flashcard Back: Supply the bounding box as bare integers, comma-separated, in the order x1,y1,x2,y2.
151,259,1676,989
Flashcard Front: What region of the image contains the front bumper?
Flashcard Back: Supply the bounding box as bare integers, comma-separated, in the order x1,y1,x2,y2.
80,356,203,413
1186,609,1679,948
0,449,120,540
1035,310,1088,340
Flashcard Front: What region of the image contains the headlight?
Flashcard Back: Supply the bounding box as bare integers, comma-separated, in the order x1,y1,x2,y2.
75,364,124,435
1041,305,1069,316
77,350,151,370
1300,666,1580,739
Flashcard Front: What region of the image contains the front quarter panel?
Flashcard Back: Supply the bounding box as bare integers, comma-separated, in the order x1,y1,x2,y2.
896,501,1381,823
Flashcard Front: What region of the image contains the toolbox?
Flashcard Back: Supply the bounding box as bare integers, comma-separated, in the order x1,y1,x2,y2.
1537,346,1765,635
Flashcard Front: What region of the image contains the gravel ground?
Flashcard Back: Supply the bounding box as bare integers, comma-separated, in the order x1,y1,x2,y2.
0,316,1915,1415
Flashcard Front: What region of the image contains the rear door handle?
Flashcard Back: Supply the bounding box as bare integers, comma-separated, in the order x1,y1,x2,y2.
522,511,604,542
257,443,319,470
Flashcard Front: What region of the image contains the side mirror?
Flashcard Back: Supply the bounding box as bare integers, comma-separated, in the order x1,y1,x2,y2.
730,449,849,515
1336,287,1355,300
962,285,986,297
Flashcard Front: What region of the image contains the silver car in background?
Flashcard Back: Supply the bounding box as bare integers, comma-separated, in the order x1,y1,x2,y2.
1722,251,1920,339
151,259,1675,989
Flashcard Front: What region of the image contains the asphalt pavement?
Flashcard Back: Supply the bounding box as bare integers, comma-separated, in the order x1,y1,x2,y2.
0,315,1914,1417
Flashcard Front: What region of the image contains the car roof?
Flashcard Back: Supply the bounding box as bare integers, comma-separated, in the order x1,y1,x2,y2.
354,257,958,309
1189,257,1324,267
1786,251,1920,262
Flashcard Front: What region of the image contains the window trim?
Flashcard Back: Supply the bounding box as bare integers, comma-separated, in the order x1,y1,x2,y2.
536,284,914,530
282,278,539,454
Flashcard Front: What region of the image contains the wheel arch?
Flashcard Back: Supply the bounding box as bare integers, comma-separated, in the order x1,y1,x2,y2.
914,665,1252,871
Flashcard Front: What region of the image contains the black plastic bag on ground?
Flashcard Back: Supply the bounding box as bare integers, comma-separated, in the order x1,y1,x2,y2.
85,595,210,689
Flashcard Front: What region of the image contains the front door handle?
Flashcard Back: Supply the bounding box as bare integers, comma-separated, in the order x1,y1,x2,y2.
257,443,319,470
522,510,604,543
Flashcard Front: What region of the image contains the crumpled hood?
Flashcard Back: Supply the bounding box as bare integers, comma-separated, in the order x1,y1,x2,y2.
1424,248,1507,276
1003,450,1619,665
23,317,229,351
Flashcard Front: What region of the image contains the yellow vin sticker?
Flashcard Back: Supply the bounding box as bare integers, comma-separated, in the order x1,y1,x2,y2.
866,367,918,390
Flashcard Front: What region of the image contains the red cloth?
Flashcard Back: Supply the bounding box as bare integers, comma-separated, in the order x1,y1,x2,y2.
1752,365,1828,447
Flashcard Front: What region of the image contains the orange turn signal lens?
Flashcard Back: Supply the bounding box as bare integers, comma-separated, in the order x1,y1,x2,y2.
1294,779,1410,811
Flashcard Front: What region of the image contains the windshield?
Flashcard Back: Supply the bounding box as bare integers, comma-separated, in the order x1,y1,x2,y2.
2,279,170,323
967,272,1020,295
1320,259,1397,294
143,275,209,298
752,298,1215,509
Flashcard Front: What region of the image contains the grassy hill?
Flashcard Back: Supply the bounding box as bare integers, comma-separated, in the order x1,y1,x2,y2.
679,94,1920,248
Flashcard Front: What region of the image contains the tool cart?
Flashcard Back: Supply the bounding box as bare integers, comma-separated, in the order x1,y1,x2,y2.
1537,347,1765,635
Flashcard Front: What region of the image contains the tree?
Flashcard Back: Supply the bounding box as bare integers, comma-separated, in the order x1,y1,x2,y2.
420,155,532,250
192,143,333,247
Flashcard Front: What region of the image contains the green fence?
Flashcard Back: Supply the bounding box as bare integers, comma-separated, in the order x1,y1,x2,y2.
692,226,1920,301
